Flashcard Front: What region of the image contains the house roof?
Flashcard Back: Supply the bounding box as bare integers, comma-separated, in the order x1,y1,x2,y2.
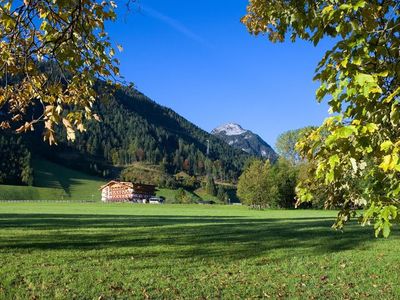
99,181,133,190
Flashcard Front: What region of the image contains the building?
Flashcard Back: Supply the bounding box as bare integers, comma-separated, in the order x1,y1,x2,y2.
100,181,157,203
131,183,157,203
100,181,133,202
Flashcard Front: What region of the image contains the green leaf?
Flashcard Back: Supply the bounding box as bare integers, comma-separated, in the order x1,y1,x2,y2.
339,4,352,10
390,105,400,125
355,73,374,85
326,169,335,183
382,221,391,238
329,154,340,168
354,0,366,10
365,123,378,133
380,141,393,152
335,126,357,139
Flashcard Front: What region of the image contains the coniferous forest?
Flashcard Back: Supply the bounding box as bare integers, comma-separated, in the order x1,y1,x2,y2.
0,84,251,186
0,134,33,185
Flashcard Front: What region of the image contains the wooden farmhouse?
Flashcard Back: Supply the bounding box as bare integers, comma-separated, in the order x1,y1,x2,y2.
100,181,156,203
100,181,133,202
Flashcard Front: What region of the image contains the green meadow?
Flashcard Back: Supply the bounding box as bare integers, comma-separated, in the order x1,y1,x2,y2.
0,159,106,201
0,159,219,203
0,203,399,299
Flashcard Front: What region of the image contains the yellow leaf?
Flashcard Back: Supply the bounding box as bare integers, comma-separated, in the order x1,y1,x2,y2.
384,87,400,103
380,154,399,172
381,141,393,151
43,129,57,145
16,122,33,133
55,105,63,114
62,118,76,142
380,155,391,172
77,123,86,132
322,5,333,15
4,2,11,11
93,114,101,121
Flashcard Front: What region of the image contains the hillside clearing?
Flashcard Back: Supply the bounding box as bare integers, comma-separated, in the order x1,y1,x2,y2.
0,159,222,202
0,159,106,201
0,203,399,299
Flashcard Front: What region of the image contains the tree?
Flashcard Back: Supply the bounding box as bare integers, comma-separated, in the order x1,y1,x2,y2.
205,176,217,196
273,158,298,208
0,134,33,185
242,1,400,236
276,127,329,207
217,185,228,203
0,0,123,144
237,160,279,209
175,188,187,203
275,127,316,164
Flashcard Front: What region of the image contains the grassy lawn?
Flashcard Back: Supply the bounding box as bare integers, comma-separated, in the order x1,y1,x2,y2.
0,203,399,299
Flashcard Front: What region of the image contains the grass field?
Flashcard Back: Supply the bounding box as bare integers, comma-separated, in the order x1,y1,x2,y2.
0,159,220,202
0,203,399,299
0,159,106,201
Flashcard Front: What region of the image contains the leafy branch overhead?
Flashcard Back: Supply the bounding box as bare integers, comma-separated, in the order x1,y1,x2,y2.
0,0,124,144
242,0,400,236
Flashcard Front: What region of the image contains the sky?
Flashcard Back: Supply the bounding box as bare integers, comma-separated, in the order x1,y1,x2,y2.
107,0,333,147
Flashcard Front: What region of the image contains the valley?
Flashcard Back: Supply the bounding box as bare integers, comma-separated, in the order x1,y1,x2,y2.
0,1,398,299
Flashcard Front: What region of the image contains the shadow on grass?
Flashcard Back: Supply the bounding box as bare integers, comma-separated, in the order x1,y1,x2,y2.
0,213,396,261
32,159,101,197
0,214,336,229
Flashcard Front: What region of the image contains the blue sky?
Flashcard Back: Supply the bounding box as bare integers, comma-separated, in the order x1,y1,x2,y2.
107,0,332,146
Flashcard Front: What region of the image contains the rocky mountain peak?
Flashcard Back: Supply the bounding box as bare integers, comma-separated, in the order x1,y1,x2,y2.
211,123,248,136
211,123,277,160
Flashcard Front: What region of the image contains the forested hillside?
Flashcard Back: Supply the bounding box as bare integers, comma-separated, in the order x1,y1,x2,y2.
0,84,251,185
0,135,33,186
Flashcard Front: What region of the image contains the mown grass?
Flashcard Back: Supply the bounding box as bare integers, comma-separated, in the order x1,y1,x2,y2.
0,203,398,299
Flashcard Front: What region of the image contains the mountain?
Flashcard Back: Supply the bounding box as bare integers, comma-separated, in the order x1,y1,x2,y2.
211,123,277,160
0,84,251,186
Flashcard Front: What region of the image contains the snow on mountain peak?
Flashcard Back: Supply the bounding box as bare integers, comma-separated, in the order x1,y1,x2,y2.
211,123,247,136
211,122,278,160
